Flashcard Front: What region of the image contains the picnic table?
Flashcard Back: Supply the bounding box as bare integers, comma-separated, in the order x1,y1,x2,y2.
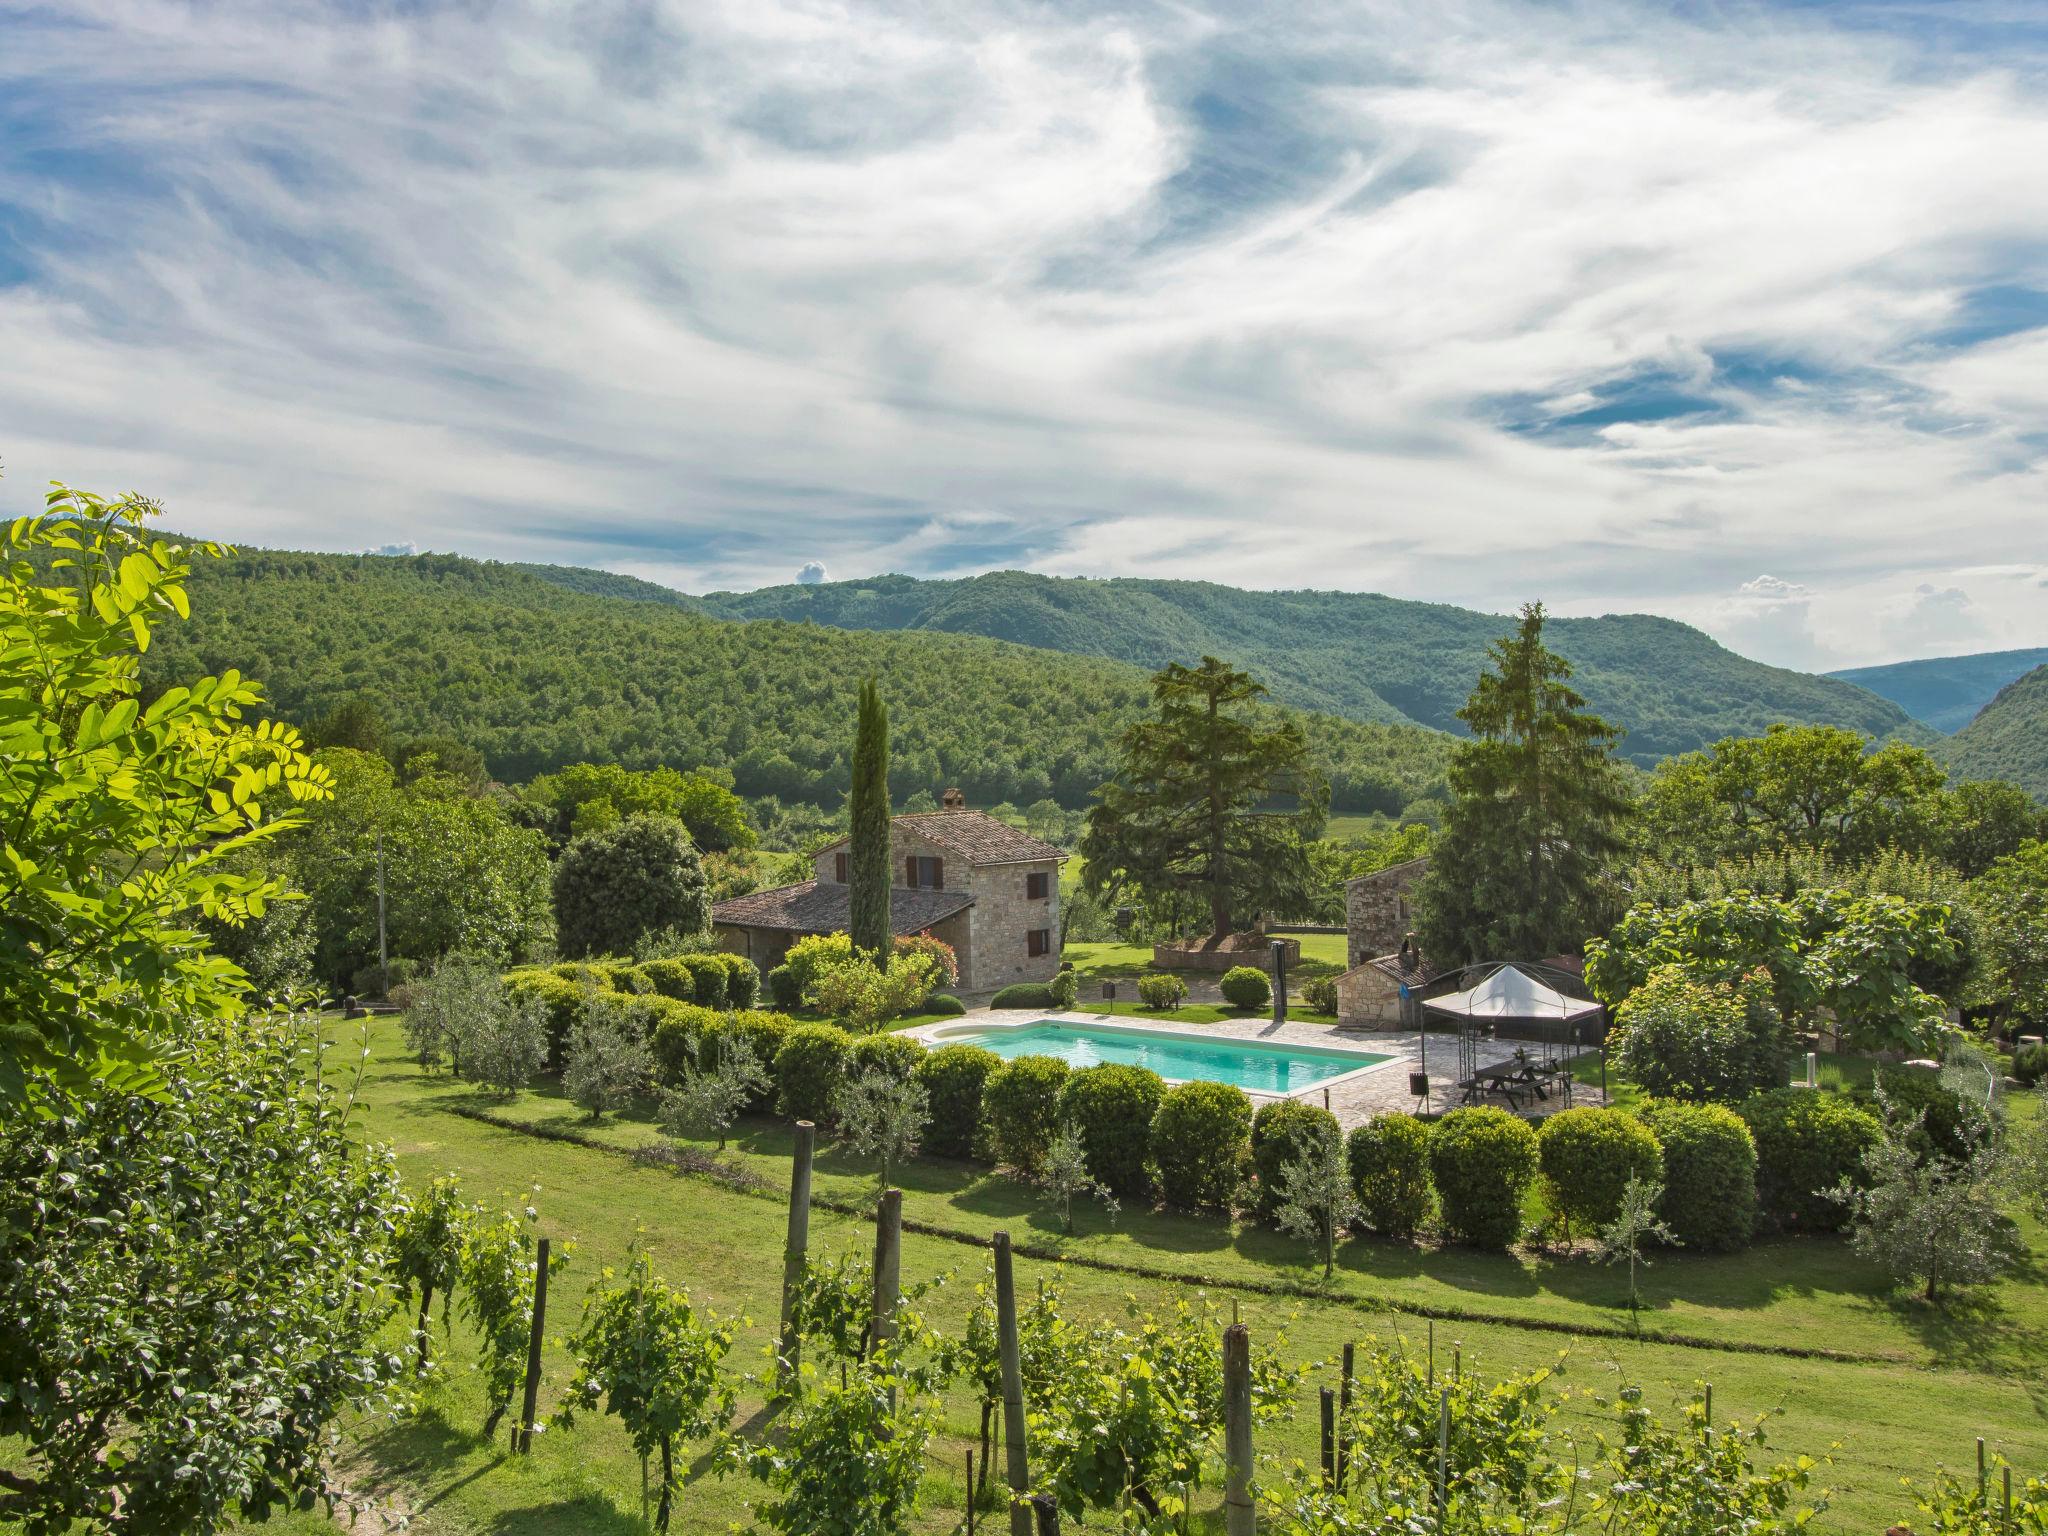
1459,1051,1573,1110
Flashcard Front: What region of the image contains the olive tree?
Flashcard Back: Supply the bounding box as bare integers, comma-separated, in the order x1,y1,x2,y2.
564,991,654,1120
833,1069,930,1197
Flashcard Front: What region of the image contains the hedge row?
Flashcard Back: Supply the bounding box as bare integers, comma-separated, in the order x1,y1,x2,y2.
503,955,762,1069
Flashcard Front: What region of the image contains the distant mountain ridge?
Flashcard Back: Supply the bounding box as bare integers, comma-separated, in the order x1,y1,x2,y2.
657,570,1926,766
1942,664,2048,801
1828,646,2048,734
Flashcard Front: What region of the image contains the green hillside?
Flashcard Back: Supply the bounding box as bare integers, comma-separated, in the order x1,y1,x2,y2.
1942,663,2048,800
146,548,1451,813
682,571,1926,765
1829,645,2048,733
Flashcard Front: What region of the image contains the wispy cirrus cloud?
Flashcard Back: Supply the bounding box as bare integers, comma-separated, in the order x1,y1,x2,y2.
1,0,2046,666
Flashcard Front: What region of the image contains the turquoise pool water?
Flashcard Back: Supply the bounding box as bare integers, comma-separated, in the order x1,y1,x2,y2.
951,1020,1389,1095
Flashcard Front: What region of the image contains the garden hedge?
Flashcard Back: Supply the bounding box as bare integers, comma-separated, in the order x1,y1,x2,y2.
924,994,968,1018
1138,973,1188,1010
504,970,587,1071
848,1031,926,1083
1741,1088,1881,1233
981,1054,1069,1172
647,1001,722,1086
1870,1066,1989,1162
725,1011,796,1106
1250,1099,1340,1220
915,1044,1003,1158
549,961,611,989
774,1023,855,1123
1537,1106,1664,1239
1347,1113,1433,1238
1151,1081,1252,1212
990,983,1058,1010
1057,1063,1165,1198
1429,1106,1539,1249
1048,969,1080,1009
1220,965,1271,1012
1634,1100,1757,1253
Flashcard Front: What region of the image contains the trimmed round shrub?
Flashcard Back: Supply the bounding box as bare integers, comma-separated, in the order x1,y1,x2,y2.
1137,973,1187,1010
2015,1042,2048,1089
1635,1100,1757,1253
726,1010,795,1106
721,953,761,1010
549,961,612,989
775,1023,855,1123
1048,969,1080,1009
1740,1088,1881,1233
552,814,709,960
503,970,585,1071
599,961,655,994
924,993,967,1018
1347,1113,1433,1238
1428,1107,1539,1249
1250,1099,1341,1220
991,982,1057,1010
849,1031,926,1083
895,931,959,992
915,1044,1002,1158
637,958,696,1000
981,1054,1069,1173
648,1001,721,1085
1057,1063,1165,1198
1537,1107,1664,1238
1302,977,1340,1016
683,955,729,1009
1151,1081,1253,1211
1220,966,1272,1012
766,963,802,1010
1871,1065,1989,1162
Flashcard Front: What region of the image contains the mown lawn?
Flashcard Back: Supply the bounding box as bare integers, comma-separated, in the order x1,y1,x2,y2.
249,1019,2047,1535
1064,932,1350,983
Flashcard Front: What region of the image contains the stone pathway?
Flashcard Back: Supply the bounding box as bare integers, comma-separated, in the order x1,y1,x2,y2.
904,1008,1606,1130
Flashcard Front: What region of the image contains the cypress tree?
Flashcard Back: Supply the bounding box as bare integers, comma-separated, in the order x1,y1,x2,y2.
1416,604,1634,964
848,677,892,957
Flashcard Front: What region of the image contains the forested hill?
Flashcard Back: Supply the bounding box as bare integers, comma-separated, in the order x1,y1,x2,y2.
146,548,1452,814
1829,646,2048,734
677,571,1925,765
1941,664,2048,801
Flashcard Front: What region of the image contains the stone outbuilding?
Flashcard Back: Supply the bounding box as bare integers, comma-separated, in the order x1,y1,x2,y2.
1333,937,1456,1031
1345,856,1430,969
712,789,1065,995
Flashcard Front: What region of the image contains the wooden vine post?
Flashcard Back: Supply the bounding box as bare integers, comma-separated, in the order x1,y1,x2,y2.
1319,1386,1336,1489
871,1188,903,1379
778,1120,816,1392
994,1231,1032,1536
513,1235,551,1453
1337,1341,1354,1485
1223,1321,1255,1535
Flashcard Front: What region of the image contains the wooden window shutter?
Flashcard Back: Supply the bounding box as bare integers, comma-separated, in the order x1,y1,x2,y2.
906,855,917,887
932,858,943,891
835,852,848,883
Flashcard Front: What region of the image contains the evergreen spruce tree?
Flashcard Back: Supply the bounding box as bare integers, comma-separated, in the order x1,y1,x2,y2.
1416,604,1633,964
1081,657,1328,938
848,678,892,957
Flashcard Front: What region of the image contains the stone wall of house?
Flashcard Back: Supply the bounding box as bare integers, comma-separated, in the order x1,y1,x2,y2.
813,824,958,887
1346,858,1429,968
714,924,795,971
1335,964,1406,1029
963,859,1061,993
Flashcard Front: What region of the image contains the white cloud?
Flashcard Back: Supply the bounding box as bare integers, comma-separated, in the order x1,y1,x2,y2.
0,0,2043,665
365,541,418,558
796,560,828,585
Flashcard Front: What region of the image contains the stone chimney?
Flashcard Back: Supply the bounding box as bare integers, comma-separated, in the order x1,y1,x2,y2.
941,787,967,811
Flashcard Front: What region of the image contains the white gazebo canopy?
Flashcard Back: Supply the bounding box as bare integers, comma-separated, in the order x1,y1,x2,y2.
1424,964,1602,1025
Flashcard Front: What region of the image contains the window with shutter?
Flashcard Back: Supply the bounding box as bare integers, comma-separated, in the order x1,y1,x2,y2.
1026,871,1050,900
835,852,848,883
1026,929,1050,957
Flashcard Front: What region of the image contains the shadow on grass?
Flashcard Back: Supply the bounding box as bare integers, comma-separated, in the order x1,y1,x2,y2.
483,1491,646,1536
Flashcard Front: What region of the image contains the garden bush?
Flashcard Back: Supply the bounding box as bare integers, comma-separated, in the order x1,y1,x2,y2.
725,1011,796,1106
766,963,802,1010
1137,973,1187,1010
1048,968,1080,1009
502,970,586,1071
914,1044,1002,1158
1429,1107,1539,1249
1537,1107,1664,1239
549,961,612,989
1150,1081,1252,1211
721,953,761,1009
923,993,967,1017
1741,1088,1881,1233
1250,1099,1340,1220
981,1054,1069,1173
1609,965,1790,1103
1220,965,1272,1011
638,957,697,1002
894,931,959,992
990,982,1057,1009
2016,1041,2048,1088
848,1031,925,1082
1635,1100,1757,1252
1870,1065,1990,1162
769,933,855,1010
1302,977,1340,1016
1347,1113,1433,1237
649,1002,723,1086
637,953,736,1008
1057,1063,1165,1198
774,1024,855,1123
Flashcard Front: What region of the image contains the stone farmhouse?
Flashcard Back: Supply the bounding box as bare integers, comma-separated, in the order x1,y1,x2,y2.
1344,856,1429,969
711,789,1066,995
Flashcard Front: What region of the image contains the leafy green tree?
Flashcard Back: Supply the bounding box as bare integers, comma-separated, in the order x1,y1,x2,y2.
832,1067,930,1196
1270,1123,1360,1280
658,1033,769,1151
307,691,393,757
804,947,942,1032
553,814,708,959
0,1013,405,1532
1608,965,1790,1102
516,761,754,852
1929,778,2048,877
1041,1120,1119,1234
1082,657,1328,938
1416,604,1633,964
195,847,318,1004
1973,839,2048,1031
849,678,892,956
559,1249,737,1534
1596,1174,1678,1333
0,484,332,1103
563,992,654,1120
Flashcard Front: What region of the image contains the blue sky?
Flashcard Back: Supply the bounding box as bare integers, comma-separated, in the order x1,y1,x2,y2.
2,0,2046,669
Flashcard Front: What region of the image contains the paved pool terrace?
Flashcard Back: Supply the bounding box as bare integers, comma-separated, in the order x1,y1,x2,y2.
902,1009,1606,1130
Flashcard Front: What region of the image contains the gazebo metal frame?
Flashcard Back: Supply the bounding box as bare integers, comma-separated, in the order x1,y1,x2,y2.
1417,959,1607,1112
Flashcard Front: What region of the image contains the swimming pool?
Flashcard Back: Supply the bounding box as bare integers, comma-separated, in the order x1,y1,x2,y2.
938,1019,1391,1096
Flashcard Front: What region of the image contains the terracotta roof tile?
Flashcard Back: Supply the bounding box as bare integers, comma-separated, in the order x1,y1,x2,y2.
818,810,1067,866
711,880,973,935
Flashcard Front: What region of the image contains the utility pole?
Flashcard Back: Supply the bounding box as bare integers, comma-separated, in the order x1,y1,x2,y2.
376,832,390,996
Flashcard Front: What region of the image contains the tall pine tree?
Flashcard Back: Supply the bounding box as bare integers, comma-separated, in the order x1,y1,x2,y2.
1416,605,1633,964
848,677,892,956
1081,657,1327,938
